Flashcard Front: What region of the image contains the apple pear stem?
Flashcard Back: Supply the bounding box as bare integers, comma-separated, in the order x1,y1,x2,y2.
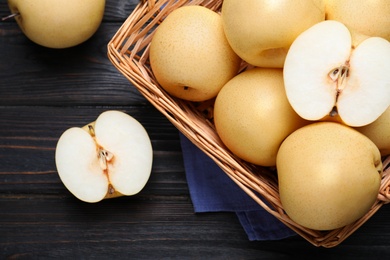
88,125,95,136
330,106,338,117
108,184,115,195
1,13,20,22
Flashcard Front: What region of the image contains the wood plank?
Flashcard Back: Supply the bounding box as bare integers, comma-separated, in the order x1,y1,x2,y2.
0,22,147,106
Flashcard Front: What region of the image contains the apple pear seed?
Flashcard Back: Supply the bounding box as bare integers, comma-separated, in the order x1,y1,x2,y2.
88,125,114,171
87,124,114,172
86,124,116,194
327,65,350,117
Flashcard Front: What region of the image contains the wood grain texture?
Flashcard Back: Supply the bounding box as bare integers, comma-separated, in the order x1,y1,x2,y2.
1,0,390,259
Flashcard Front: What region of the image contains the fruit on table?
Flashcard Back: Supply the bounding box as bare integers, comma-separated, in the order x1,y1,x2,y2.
325,0,390,42
7,0,105,48
214,68,308,166
355,105,390,156
55,111,153,203
221,0,325,68
149,5,241,102
283,20,390,127
277,122,382,230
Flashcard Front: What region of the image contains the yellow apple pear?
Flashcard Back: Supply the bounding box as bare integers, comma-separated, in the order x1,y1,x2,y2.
214,68,308,166
325,0,390,43
277,122,382,230
221,0,325,68
149,5,241,102
7,0,106,49
355,106,390,156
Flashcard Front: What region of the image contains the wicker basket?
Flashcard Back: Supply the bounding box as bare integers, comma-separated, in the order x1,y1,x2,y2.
107,0,390,248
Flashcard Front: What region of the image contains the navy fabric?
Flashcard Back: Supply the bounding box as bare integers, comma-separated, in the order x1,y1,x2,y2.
179,133,296,241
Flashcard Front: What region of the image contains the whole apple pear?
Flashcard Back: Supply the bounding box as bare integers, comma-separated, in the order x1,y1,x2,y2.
325,0,390,43
214,68,308,166
355,106,390,156
7,0,105,49
221,0,325,68
149,5,241,102
277,122,382,230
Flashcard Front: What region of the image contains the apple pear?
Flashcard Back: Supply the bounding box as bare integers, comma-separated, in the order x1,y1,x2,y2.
55,110,153,203
7,0,105,48
325,0,390,42
221,0,325,68
283,20,390,127
355,105,390,156
149,5,241,102
214,68,308,166
277,122,382,230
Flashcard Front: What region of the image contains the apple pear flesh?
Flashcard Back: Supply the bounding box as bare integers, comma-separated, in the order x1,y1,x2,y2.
149,5,241,102
284,20,390,127
55,111,153,203
7,0,105,49
214,68,308,166
221,0,325,68
277,122,382,230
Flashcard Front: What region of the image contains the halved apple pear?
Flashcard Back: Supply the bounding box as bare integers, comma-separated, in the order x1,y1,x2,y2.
55,110,153,203
283,20,390,127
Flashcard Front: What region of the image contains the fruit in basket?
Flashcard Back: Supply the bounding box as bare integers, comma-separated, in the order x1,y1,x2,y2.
6,0,105,49
277,122,382,230
221,0,325,68
149,5,241,102
283,20,390,127
325,0,390,42
355,106,390,156
55,110,153,203
214,68,308,166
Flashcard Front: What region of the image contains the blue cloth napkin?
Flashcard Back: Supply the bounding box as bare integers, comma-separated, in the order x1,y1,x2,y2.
179,133,296,241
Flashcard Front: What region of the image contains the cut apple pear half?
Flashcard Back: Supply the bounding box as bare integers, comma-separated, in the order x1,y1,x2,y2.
55,110,153,203
284,20,390,127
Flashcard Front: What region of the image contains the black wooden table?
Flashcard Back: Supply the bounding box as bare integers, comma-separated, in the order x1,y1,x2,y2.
1,1,390,258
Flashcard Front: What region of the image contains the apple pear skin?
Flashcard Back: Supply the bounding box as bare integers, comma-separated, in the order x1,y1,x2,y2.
277,122,382,230
7,0,105,49
55,111,153,203
149,5,241,102
214,68,309,166
355,105,390,156
221,0,325,68
283,20,390,127
325,0,390,42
